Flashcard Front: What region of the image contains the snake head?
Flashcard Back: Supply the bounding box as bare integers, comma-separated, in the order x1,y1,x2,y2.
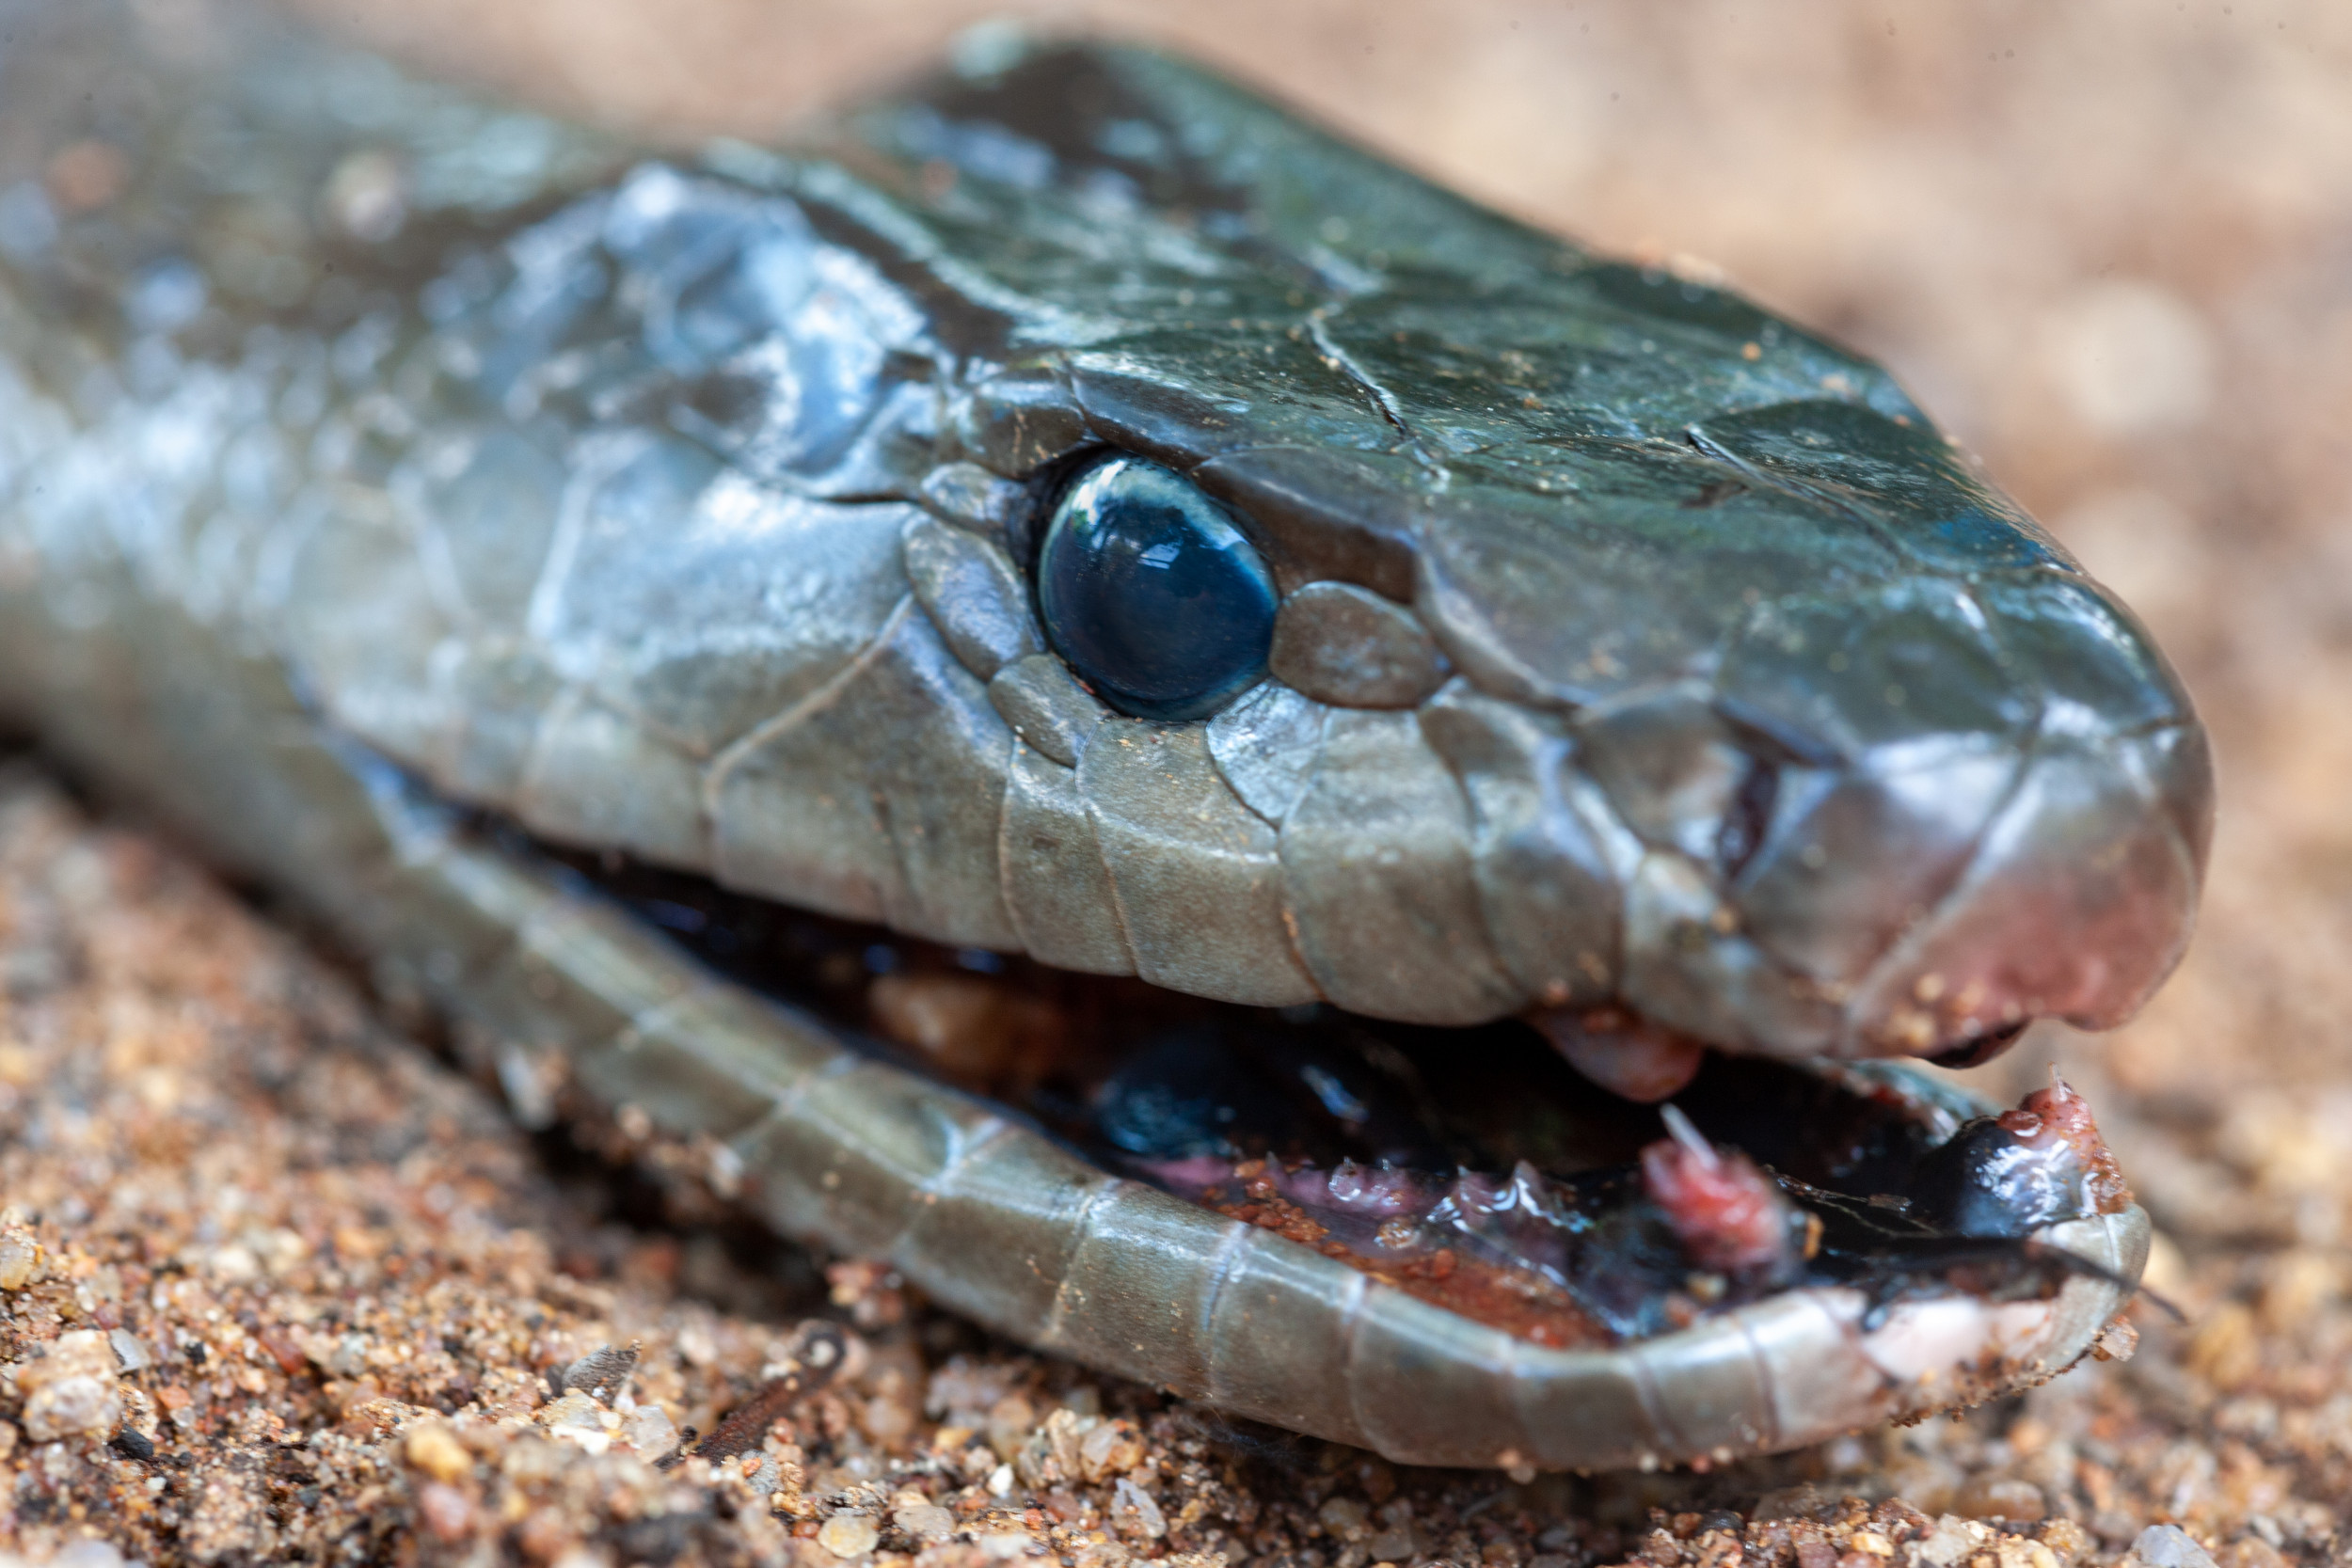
868,41,2212,1068
283,34,2208,1077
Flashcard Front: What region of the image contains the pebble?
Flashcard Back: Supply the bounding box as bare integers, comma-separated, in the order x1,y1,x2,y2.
1076,1418,1144,1481
539,1391,620,1455
1111,1478,1165,1541
16,1330,122,1442
623,1402,678,1458
1951,1478,2045,1523
0,1233,38,1291
892,1503,957,1543
403,1423,472,1483
416,1481,476,1544
1914,1517,1991,1568
2131,1526,2220,1568
818,1513,880,1559
1319,1496,1370,1537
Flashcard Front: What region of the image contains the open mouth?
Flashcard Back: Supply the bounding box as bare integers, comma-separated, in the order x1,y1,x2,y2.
538,830,2137,1351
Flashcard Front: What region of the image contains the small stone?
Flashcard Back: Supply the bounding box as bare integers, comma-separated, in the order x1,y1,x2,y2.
416,1480,475,1543
623,1402,677,1458
819,1513,881,1559
0,1232,38,1290
1952,1478,2045,1523
539,1391,617,1455
1039,1406,1089,1479
892,1503,956,1544
1111,1478,1165,1541
17,1330,122,1441
1319,1496,1370,1538
2090,1318,2139,1363
675,1323,718,1368
556,1342,639,1402
2131,1527,2219,1568
1077,1418,1145,1481
984,1393,1036,1460
22,1372,119,1442
2039,1520,2091,1563
404,1422,471,1482
1753,1485,1832,1522
206,1243,259,1283
1916,1518,1992,1568
2222,1538,2289,1568
319,1334,370,1379
863,1392,916,1449
50,1541,124,1568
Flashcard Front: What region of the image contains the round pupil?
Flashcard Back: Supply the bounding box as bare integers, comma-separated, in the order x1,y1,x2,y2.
1037,453,1279,721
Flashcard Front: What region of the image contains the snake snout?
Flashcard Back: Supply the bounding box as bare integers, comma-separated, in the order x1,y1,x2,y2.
1842,716,2211,1055
1708,573,2214,1060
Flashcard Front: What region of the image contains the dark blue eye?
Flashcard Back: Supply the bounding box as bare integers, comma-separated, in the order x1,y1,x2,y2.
1036,452,1279,721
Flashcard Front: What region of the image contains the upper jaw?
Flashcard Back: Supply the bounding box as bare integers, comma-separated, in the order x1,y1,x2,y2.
1580,571,2212,1062
1174,572,2211,1065
1165,417,2213,1064
1598,705,2211,1064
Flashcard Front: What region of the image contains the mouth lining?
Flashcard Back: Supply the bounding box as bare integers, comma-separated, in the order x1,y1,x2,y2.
517,824,2130,1350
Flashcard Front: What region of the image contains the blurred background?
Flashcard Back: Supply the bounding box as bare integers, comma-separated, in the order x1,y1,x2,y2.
287,0,2352,1522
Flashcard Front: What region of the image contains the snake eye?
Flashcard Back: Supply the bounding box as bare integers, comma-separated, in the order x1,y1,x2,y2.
1036,452,1279,721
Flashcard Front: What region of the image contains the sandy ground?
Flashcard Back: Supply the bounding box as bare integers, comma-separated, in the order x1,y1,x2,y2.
4,1,2351,1563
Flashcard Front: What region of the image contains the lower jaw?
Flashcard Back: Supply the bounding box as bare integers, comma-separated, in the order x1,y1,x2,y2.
542,833,2128,1350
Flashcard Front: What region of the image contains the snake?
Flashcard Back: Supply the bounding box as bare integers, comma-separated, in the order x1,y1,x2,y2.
0,0,2211,1470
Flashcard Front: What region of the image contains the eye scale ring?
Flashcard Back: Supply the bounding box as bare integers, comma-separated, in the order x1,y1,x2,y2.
1036,451,1279,721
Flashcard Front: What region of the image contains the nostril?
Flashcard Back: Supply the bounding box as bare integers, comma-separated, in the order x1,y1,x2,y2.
1715,756,1779,880
1926,1019,2029,1069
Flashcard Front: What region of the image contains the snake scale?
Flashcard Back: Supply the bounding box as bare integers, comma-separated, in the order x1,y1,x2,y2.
0,0,2208,1469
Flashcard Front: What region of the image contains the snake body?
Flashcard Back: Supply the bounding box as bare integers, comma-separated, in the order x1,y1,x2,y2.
0,1,2202,1467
